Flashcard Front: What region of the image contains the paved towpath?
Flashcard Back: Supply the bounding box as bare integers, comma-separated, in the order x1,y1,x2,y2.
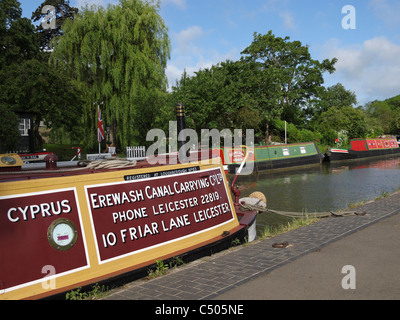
104,191,400,300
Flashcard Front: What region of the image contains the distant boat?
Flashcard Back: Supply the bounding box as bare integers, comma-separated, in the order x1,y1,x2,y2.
215,142,323,174
324,138,400,162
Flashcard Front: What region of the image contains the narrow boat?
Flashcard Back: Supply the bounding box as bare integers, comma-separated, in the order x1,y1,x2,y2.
216,142,323,174
324,138,400,162
17,151,55,163
0,152,256,300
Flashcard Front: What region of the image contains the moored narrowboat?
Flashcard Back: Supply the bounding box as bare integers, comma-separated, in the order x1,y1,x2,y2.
216,142,323,174
324,138,400,162
17,151,55,163
0,153,256,300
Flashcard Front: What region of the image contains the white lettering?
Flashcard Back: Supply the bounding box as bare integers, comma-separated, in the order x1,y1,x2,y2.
6,200,72,223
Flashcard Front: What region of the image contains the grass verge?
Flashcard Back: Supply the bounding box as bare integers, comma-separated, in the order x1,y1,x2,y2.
259,215,321,239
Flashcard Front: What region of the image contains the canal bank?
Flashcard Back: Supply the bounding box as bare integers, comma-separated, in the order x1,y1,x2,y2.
104,190,400,300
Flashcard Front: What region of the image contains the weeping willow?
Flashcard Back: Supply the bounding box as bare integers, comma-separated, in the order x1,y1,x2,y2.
50,0,170,148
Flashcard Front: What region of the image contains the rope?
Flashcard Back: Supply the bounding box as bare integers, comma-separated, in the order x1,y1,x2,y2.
78,158,137,170
239,203,366,218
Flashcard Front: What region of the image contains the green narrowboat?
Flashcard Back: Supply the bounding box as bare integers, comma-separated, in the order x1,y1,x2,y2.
217,142,323,174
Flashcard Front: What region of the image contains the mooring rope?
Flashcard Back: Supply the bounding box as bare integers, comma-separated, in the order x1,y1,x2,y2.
239,202,366,218
78,158,137,170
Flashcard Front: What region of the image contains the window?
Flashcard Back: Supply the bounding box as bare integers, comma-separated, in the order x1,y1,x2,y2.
283,148,290,156
19,118,31,136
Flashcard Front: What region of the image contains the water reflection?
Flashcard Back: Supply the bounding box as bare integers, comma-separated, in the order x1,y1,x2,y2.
232,155,400,233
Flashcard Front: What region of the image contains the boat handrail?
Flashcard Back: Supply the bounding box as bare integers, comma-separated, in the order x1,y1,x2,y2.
230,145,254,204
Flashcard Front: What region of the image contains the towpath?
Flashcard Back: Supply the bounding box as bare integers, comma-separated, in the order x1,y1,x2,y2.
104,191,400,300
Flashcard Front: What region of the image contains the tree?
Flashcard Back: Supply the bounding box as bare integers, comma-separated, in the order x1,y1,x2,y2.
316,106,368,142
312,83,357,117
0,104,20,151
0,0,39,69
364,95,400,135
50,0,170,148
241,30,337,138
31,0,78,51
172,60,261,133
0,59,84,148
171,30,337,144
0,0,40,150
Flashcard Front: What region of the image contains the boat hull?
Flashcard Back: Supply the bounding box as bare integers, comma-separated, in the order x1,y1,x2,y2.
219,142,323,174
0,160,253,300
324,138,400,162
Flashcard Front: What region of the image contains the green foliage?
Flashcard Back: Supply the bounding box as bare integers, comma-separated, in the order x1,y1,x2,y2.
271,119,321,144
312,83,357,116
0,0,39,69
2,0,399,152
65,283,108,300
172,30,337,143
0,59,84,143
171,60,262,134
31,0,78,51
0,104,20,151
364,96,400,135
241,30,337,126
50,0,171,148
316,106,368,140
147,259,169,279
146,257,184,279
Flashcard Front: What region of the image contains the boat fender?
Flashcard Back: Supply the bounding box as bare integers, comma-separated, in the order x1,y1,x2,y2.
45,154,58,170
239,196,267,213
249,191,267,205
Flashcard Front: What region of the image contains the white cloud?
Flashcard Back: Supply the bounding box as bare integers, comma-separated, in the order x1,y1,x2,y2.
368,0,400,28
260,0,296,31
279,10,296,31
166,58,214,90
323,37,400,103
173,26,205,54
166,45,240,90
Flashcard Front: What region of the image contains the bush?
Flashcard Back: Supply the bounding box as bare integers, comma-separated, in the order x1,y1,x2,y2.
271,119,319,143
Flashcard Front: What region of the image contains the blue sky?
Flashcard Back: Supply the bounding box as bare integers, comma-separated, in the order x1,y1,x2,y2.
20,0,400,105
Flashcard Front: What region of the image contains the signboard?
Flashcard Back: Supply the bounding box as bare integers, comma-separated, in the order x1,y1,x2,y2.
85,167,235,264
226,148,255,164
0,189,89,293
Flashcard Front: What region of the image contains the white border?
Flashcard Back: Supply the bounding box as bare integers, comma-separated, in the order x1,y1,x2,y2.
0,187,90,294
84,167,235,265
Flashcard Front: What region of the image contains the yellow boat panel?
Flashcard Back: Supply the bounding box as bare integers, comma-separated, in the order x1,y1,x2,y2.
0,160,240,300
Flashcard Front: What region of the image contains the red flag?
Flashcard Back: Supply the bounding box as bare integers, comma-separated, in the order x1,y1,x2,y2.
97,105,104,143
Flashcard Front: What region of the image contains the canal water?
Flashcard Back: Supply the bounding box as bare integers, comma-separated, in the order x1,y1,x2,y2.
231,155,400,234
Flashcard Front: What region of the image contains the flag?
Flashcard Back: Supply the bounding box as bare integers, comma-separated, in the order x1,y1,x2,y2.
97,105,104,143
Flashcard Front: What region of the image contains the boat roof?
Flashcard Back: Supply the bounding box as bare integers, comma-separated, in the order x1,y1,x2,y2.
0,152,219,183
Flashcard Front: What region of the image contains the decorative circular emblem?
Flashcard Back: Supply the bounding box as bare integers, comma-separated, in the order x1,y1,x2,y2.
47,218,78,251
1,156,16,165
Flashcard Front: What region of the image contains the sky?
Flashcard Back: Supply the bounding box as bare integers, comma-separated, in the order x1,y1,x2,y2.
20,0,400,106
